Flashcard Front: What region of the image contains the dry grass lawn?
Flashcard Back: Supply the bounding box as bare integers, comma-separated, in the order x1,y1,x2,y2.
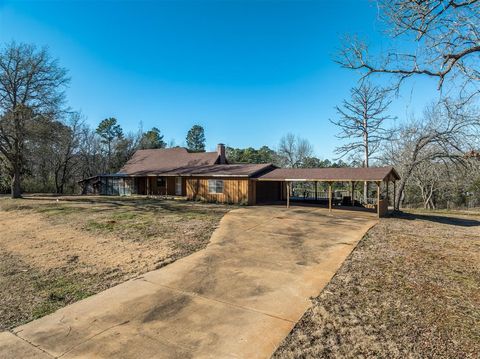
273,210,480,358
0,195,231,330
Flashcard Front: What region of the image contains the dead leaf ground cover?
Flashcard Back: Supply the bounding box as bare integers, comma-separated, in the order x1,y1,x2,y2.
273,210,480,358
0,195,232,330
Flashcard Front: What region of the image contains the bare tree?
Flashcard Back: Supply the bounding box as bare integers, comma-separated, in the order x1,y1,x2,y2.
383,100,479,209
410,161,445,209
331,82,394,203
78,126,104,180
50,112,83,194
278,133,314,168
110,132,140,172
338,0,480,99
0,42,69,198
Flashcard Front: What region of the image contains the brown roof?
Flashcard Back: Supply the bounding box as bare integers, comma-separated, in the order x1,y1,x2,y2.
119,148,219,175
118,147,399,181
257,166,400,182
177,163,275,177
119,147,274,177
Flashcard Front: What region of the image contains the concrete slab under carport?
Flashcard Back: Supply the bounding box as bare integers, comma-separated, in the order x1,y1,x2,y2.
256,199,379,218
2,206,377,359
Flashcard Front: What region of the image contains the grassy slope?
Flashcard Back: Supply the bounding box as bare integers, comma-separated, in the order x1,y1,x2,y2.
273,211,480,358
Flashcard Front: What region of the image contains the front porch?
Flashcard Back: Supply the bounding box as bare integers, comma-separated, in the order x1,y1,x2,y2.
80,175,187,196
134,176,186,196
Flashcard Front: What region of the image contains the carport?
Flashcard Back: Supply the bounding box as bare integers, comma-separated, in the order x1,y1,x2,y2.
255,166,400,217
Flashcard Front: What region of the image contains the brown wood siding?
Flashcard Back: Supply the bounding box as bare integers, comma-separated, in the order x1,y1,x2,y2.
186,177,251,204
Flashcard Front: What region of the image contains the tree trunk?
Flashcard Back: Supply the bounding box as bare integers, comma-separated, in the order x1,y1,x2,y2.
55,174,64,194
55,166,61,194
394,158,418,210
363,129,369,204
11,113,23,198
425,186,435,210
364,181,368,205
394,178,407,210
420,186,428,209
11,166,22,198
107,141,111,173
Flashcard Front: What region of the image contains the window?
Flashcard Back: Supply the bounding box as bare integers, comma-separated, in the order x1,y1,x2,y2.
208,179,224,194
175,177,182,195
157,177,166,187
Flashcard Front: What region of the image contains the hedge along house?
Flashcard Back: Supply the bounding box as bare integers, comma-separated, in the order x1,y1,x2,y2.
79,144,400,216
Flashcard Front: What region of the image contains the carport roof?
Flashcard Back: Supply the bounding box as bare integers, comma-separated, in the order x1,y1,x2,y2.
256,166,400,182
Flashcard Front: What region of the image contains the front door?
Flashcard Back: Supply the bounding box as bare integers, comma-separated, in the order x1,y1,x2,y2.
175,177,182,195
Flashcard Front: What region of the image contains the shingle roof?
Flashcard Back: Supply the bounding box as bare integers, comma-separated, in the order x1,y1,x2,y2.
119,148,219,176
178,163,275,177
119,148,274,177
117,148,399,181
257,166,400,182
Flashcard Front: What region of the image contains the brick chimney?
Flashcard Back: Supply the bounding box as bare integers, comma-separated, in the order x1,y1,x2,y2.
217,143,226,164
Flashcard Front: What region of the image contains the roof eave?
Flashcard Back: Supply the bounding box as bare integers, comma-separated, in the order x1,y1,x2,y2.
257,177,396,182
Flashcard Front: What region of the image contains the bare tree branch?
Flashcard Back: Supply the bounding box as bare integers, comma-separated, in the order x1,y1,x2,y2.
337,1,480,99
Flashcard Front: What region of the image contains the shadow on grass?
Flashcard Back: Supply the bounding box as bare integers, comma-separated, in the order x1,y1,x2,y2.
395,211,480,227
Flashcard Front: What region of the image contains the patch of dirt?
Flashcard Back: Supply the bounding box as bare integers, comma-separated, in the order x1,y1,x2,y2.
1,211,170,272
273,211,480,358
0,196,231,330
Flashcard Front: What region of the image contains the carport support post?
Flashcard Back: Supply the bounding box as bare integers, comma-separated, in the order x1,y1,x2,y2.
386,181,389,207
328,182,333,213
376,181,381,217
286,182,291,208
350,181,355,206
393,180,397,211
146,177,150,196
314,181,318,201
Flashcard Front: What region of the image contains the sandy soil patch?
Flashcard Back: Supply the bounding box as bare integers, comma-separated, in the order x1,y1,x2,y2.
0,196,231,330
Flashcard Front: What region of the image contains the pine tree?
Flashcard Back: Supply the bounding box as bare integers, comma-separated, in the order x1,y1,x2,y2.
186,125,206,152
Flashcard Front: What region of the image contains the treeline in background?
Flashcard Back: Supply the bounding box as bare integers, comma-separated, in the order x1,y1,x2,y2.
0,41,479,209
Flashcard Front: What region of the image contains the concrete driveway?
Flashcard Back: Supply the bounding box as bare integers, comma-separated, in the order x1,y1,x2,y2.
1,206,377,359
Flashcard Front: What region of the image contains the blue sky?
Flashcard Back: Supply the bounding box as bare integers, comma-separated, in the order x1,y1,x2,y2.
0,0,440,159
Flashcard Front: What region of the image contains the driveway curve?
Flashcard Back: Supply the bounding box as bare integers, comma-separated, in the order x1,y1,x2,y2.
2,206,377,359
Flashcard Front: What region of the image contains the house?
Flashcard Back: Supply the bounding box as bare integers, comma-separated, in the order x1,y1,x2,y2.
79,143,400,216
79,144,275,205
